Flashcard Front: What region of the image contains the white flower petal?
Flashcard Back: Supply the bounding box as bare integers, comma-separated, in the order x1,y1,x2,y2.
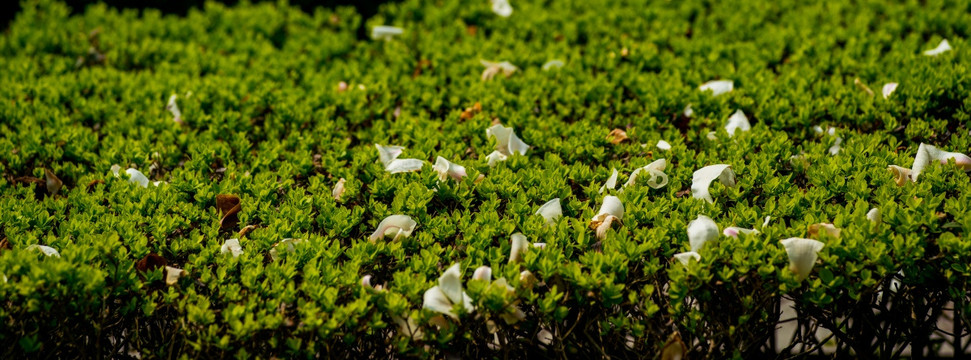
542,59,564,71
385,158,424,174
867,208,881,224
683,104,694,118
480,60,518,80
762,216,772,228
220,238,243,258
780,238,825,281
657,140,672,151
473,266,493,282
433,156,468,181
393,315,423,340
439,263,465,306
486,151,508,167
164,266,185,285
126,168,150,188
691,164,736,203
332,178,346,201
722,226,759,238
486,123,530,156
509,232,529,264
535,198,562,225
724,109,751,137
923,39,952,56
361,275,373,287
369,215,417,242
491,0,513,17
537,329,554,345
532,243,546,249
371,25,404,41
599,168,619,194
593,196,624,222
26,244,60,257
887,165,913,186
623,159,668,189
166,94,182,123
269,238,303,261
688,215,719,252
423,285,458,319
808,223,841,239
912,143,971,182
673,251,701,267
699,80,733,96
375,144,405,167
882,83,898,99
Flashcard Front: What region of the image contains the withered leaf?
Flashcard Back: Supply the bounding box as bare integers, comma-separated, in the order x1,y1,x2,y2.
607,128,629,144
216,194,242,230
136,253,167,273
45,169,63,196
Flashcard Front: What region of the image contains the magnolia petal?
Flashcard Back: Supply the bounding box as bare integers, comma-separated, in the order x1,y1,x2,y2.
438,263,465,306
535,198,562,225
164,266,185,285
480,60,518,80
691,164,736,203
332,178,346,201
808,223,841,239
688,215,719,252
541,59,564,71
912,143,971,182
867,208,882,224
532,243,546,250
780,238,825,281
592,195,625,222
923,39,952,56
433,156,467,181
491,0,513,17
673,251,701,267
828,137,842,156
486,151,508,167
500,306,527,325
371,25,404,41
538,329,554,345
724,109,751,137
882,83,898,99
519,270,538,289
269,238,303,261
683,104,694,118
126,168,150,188
888,165,913,186
473,266,493,282
166,94,182,124
385,158,424,174
599,168,619,194
26,244,60,257
624,159,668,189
699,80,733,96
763,216,772,228
369,215,417,242
393,315,423,340
486,123,530,156
375,144,405,167
361,275,373,288
722,226,759,238
423,285,459,319
657,140,672,151
220,238,243,258
509,232,529,264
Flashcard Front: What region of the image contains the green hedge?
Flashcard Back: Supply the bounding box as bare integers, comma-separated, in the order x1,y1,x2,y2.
2,0,971,358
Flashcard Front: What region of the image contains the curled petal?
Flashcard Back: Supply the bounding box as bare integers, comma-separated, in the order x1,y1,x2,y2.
166,94,182,124
595,216,618,240
722,226,759,238
433,156,467,181
888,165,913,186
26,244,60,257
541,59,564,71
607,129,629,144
375,144,405,167
269,238,303,261
486,151,508,167
124,168,150,188
780,238,825,281
923,39,952,56
423,285,459,319
486,123,530,156
688,215,719,252
724,109,751,137
385,158,424,174
699,80,733,96
220,238,243,258
491,0,513,17
537,329,554,345
867,208,882,224
393,315,423,340
683,104,694,118
480,60,518,80
599,168,619,194
369,215,418,242
591,195,625,225
691,165,736,203
438,263,465,306
519,270,538,289
624,159,668,189
332,178,346,201
882,83,898,99
657,140,672,151
808,223,841,239
535,198,562,225
673,251,701,267
473,266,493,282
509,233,529,263
912,143,971,182
371,25,403,41
532,243,546,250
361,275,373,288
164,266,185,285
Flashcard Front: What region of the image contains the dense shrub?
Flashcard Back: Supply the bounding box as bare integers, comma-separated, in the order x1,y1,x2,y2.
2,0,971,358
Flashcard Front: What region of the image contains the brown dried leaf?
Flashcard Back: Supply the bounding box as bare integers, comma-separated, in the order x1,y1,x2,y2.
136,253,167,273
660,332,687,360
216,194,242,230
607,128,629,144
238,225,258,238
44,169,62,196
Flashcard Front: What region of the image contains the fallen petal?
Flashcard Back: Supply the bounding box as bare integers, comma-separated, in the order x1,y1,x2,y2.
423,285,458,319
486,151,508,167
599,168,619,194
683,104,694,118
624,159,669,189
486,123,530,156
509,233,529,264
220,238,243,258
26,244,60,257
473,266,493,282
923,39,952,56
164,266,185,285
166,94,183,124
808,223,841,239
882,83,898,99
722,226,759,238
780,238,825,281
699,80,733,96
887,165,913,186
867,208,882,224
491,0,513,17
126,168,150,188
542,59,564,71
375,144,405,167
657,140,672,151
332,178,346,201
369,215,418,242
673,251,701,267
535,198,562,225
912,143,971,182
607,129,629,144
269,238,303,261
433,156,468,181
688,215,719,252
724,109,751,137
385,158,425,174
691,164,736,203
371,25,404,41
